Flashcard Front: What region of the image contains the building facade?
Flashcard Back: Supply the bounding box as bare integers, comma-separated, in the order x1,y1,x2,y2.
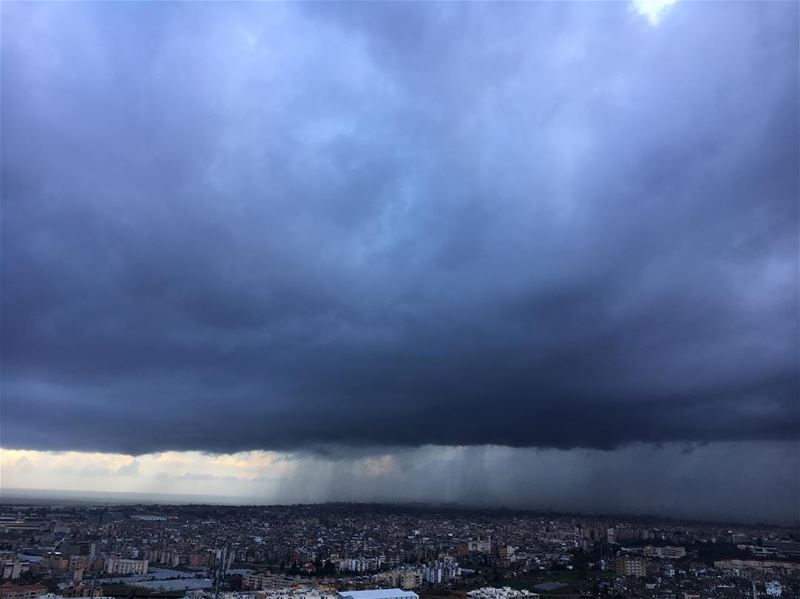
0,583,48,599
338,589,418,599
614,557,646,578
105,559,148,576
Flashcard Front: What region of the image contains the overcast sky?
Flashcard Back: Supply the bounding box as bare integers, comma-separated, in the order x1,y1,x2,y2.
1,1,798,523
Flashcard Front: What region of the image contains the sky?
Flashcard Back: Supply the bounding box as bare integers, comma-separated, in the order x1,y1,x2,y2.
1,1,798,524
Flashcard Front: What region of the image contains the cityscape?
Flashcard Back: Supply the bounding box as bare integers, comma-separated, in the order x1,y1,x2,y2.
0,502,798,599
1,2,798,599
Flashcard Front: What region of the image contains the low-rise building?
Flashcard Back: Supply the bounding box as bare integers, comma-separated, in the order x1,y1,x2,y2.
643,546,686,559
255,588,334,599
0,583,48,599
466,588,540,599
338,589,418,599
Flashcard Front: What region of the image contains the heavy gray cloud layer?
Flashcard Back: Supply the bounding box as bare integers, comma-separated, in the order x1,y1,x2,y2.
2,2,798,455
268,442,800,524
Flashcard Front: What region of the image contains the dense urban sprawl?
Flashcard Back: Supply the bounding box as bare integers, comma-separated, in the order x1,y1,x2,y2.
0,503,797,599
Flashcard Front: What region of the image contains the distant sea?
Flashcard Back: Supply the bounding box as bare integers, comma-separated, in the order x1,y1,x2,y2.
0,487,251,505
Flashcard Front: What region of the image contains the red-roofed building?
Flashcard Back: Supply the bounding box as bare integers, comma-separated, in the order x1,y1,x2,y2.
0,582,47,599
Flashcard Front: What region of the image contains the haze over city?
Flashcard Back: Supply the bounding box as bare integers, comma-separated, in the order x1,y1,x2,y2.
1,0,798,525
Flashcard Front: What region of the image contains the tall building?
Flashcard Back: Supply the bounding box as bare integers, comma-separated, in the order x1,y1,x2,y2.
62,543,95,559
614,557,646,578
398,572,422,590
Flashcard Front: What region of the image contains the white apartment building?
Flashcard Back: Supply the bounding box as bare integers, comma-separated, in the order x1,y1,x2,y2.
643,546,686,559
105,558,148,575
467,588,540,599
338,589,418,599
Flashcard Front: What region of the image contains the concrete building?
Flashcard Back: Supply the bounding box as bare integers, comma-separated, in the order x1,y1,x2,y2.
397,572,421,590
764,541,800,557
105,558,147,575
714,560,800,575
1,561,25,581
0,520,45,534
0,583,48,599
61,543,95,559
255,589,335,599
377,571,421,590
243,573,319,591
421,561,460,584
644,546,686,559
69,556,93,572
338,590,418,599
467,588,540,599
336,558,384,573
467,538,492,553
766,580,782,597
614,556,646,578
42,555,69,572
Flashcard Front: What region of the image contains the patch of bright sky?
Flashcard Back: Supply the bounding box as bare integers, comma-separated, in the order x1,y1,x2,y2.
0,449,292,497
632,0,680,26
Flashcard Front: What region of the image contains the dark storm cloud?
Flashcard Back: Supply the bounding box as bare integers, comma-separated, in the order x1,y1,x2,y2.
1,1,798,455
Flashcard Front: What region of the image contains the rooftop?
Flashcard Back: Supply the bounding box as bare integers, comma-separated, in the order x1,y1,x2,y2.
338,590,418,599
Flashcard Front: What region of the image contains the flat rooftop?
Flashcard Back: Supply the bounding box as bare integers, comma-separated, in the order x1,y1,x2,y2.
338,590,418,599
